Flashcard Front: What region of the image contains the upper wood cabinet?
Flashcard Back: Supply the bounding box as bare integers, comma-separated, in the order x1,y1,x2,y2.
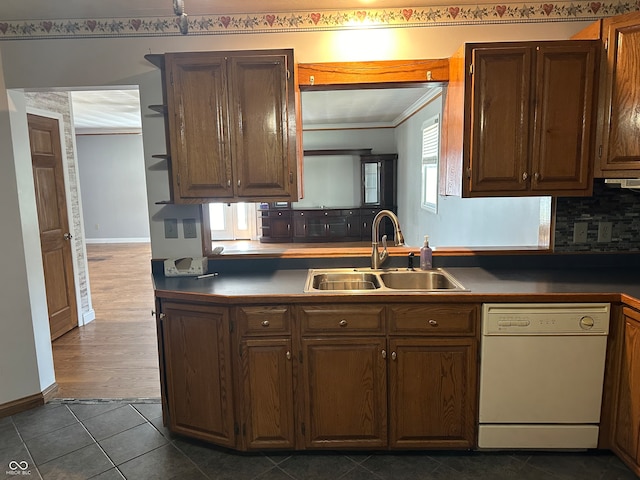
442,41,598,197
574,12,640,177
157,49,299,203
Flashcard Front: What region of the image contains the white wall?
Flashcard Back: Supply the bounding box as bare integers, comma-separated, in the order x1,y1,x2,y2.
296,128,396,208
395,93,545,248
77,134,150,242
0,64,54,404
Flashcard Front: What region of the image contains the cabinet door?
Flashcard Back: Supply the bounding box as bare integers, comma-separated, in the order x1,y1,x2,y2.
531,43,596,193
301,337,387,448
613,308,640,472
228,53,297,199
166,53,233,200
599,13,640,172
388,338,477,449
240,338,295,449
161,303,235,446
468,46,532,194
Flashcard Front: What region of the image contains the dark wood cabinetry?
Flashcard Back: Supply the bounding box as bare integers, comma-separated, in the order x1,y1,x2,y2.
260,207,392,243
236,305,294,450
611,306,640,476
146,49,299,204
157,299,480,452
573,12,640,177
443,41,597,197
160,302,236,447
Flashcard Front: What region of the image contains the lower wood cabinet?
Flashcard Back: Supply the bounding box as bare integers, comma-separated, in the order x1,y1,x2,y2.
301,337,388,449
239,338,295,449
157,299,480,451
612,306,640,476
388,338,477,449
160,302,236,447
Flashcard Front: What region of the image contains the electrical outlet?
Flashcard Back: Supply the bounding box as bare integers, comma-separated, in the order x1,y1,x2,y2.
164,218,178,239
183,218,197,239
573,222,588,243
598,222,612,243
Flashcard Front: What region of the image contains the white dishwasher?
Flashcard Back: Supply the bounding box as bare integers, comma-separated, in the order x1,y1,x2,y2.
478,303,610,449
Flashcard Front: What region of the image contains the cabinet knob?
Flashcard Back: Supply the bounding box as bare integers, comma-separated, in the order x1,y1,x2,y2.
261,320,270,327
534,172,541,181
428,319,438,326
237,180,241,187
286,350,291,360
391,351,397,361
339,319,348,327
227,179,231,187
522,172,529,181
382,349,387,359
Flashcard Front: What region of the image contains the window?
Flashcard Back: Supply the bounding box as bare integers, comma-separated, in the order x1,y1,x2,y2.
421,115,440,213
208,203,258,240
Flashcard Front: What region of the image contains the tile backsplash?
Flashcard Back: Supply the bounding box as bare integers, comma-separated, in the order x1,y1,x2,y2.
554,179,640,252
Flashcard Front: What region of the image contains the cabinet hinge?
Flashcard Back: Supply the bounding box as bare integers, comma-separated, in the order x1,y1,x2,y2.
287,69,291,80
170,71,174,86
604,38,608,52
466,167,472,179
598,144,603,159
289,171,294,184
229,319,234,333
468,64,474,75
176,174,181,186
301,422,306,435
234,423,240,435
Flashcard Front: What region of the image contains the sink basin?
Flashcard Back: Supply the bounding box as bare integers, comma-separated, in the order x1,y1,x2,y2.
380,270,465,291
303,268,468,293
310,272,381,291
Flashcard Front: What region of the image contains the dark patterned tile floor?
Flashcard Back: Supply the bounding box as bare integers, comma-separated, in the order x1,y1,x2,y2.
0,400,637,480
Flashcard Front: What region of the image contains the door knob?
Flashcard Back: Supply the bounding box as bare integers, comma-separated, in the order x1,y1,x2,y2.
63,233,73,240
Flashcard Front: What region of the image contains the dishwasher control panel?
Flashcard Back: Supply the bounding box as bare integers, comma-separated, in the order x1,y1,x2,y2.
483,303,610,335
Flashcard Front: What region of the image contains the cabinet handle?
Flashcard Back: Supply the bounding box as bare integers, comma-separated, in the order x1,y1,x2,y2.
227,179,231,187
339,319,348,327
522,172,529,181
237,180,241,187
391,352,397,361
382,349,387,359
286,351,291,360
428,319,438,326
261,320,270,327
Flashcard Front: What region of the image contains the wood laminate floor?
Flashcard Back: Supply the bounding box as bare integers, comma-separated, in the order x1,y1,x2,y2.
52,243,160,399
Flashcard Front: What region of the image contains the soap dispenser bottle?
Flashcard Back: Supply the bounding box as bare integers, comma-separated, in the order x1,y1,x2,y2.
420,235,432,270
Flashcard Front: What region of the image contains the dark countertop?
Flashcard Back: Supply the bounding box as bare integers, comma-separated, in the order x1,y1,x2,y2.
153,266,640,306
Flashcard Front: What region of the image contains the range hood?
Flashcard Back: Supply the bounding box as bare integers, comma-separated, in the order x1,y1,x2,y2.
604,179,640,189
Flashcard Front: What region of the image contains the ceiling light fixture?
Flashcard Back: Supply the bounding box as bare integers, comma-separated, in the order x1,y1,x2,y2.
172,0,188,35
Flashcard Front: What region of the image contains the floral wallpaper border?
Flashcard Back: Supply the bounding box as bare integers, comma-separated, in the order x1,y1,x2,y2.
0,1,638,40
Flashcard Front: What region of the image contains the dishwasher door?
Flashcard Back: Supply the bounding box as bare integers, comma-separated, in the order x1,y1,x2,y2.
478,303,610,449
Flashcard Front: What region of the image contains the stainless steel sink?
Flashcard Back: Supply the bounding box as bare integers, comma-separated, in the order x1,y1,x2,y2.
303,268,468,293
380,270,466,291
310,272,381,291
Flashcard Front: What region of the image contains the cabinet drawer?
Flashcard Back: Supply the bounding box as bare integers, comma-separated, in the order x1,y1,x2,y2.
299,305,385,335
236,306,291,336
389,304,478,336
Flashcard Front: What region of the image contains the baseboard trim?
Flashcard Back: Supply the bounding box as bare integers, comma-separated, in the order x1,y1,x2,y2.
82,309,96,325
0,383,59,418
85,238,150,244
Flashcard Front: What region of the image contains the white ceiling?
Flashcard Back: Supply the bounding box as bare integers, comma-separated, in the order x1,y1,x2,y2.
70,85,438,133
0,0,499,21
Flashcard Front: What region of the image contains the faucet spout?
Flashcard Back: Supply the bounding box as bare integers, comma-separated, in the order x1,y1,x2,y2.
371,210,405,270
